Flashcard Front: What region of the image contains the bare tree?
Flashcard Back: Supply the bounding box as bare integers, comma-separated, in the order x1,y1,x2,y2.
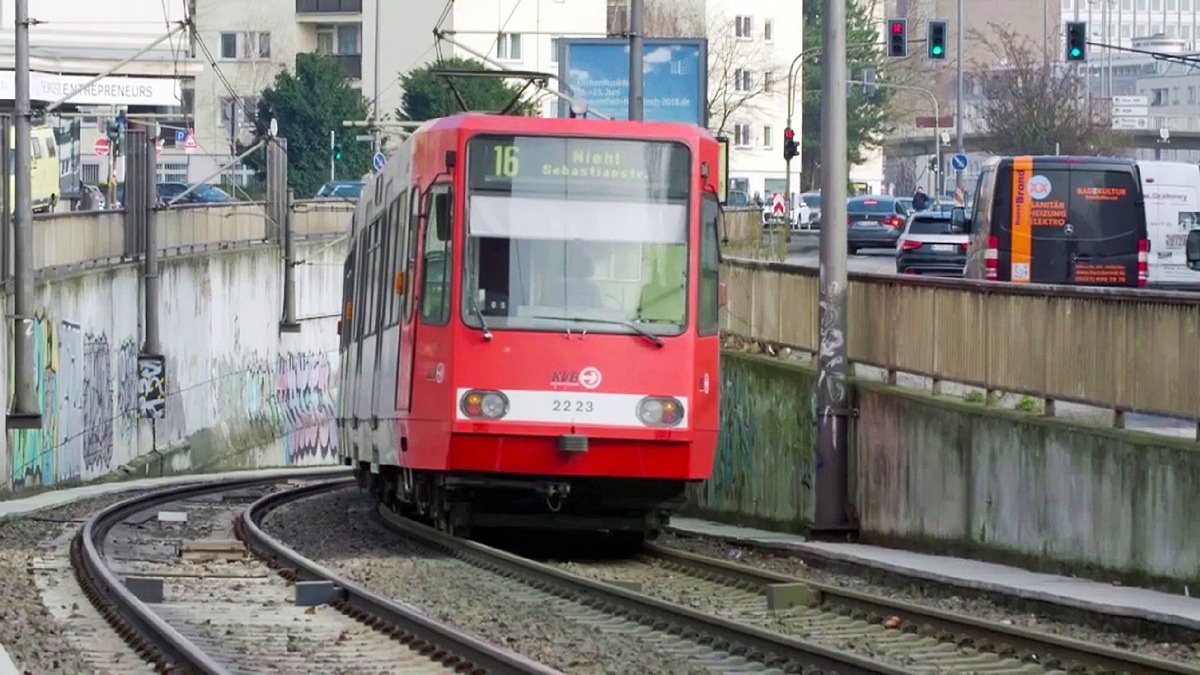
969,25,1123,156
641,1,779,136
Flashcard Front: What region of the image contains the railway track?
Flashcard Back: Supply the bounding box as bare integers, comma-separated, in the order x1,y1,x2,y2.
373,502,915,675
72,471,556,675
621,543,1200,675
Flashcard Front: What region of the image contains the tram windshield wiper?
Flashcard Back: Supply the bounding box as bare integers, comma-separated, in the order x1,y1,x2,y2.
532,315,665,348
471,301,493,341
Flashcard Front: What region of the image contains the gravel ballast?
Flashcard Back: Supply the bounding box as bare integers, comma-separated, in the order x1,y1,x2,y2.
658,531,1199,664
263,487,716,675
0,488,160,675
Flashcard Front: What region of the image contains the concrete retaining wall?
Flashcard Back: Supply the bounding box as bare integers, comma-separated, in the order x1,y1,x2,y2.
694,351,1200,584
1,239,346,493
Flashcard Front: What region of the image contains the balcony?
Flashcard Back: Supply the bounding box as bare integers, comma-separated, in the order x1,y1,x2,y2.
302,52,361,79
296,0,361,17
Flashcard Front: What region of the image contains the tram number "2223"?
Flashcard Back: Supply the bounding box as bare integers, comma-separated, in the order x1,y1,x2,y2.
552,399,595,413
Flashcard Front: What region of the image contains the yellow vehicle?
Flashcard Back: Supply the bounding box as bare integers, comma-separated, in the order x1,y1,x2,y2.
7,125,60,213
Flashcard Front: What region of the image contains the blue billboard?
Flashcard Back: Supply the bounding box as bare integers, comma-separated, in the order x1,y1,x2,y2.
557,38,708,127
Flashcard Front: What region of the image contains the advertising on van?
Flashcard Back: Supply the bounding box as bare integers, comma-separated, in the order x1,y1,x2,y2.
1137,160,1200,288
963,156,1148,287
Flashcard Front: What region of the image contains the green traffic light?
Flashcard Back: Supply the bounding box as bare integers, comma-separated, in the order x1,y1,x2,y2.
932,45,943,55
1070,47,1081,57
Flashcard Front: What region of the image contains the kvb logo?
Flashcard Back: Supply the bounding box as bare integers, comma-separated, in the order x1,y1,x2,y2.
550,366,603,389
579,366,602,390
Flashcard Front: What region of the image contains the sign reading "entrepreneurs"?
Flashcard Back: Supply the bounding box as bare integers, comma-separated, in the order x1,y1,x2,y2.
0,71,182,107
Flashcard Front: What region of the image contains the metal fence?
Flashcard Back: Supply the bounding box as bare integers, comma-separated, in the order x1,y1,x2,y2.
720,257,1200,426
26,200,354,271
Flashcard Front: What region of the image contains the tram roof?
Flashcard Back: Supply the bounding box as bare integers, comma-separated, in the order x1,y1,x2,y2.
414,112,716,142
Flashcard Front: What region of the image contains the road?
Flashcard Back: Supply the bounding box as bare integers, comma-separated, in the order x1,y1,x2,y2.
773,232,1195,440
784,232,897,274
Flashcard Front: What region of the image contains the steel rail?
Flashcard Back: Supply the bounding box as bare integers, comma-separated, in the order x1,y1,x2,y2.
72,470,348,674
375,506,909,675
239,479,561,675
645,542,1200,675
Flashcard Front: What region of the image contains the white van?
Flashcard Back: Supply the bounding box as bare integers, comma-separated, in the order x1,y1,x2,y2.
1137,160,1200,287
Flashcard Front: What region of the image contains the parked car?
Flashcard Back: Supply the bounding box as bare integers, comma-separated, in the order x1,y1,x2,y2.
157,182,233,205
799,191,821,228
895,211,969,276
761,192,812,229
847,195,909,255
314,181,365,200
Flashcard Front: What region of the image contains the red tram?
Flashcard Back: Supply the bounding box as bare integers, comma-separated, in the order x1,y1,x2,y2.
337,112,722,542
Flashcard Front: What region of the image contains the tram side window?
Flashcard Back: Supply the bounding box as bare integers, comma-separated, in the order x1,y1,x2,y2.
419,187,452,326
353,233,370,340
404,187,420,323
387,191,408,326
698,192,720,335
340,248,356,349
374,206,393,332
364,218,382,337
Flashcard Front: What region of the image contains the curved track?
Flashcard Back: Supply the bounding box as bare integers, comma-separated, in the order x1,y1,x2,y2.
72,472,556,675
642,543,1200,675
373,501,911,674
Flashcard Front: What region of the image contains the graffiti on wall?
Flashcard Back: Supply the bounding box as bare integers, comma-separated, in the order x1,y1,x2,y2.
215,351,339,465
137,355,167,419
7,313,139,489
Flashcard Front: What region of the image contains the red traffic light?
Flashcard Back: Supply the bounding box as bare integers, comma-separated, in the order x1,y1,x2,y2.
784,127,795,140
890,21,904,34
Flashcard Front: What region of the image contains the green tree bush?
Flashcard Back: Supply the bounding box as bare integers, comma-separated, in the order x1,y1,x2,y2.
244,53,371,197
397,57,536,121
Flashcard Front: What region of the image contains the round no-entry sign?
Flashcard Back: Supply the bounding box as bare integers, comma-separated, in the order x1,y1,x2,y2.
93,137,110,157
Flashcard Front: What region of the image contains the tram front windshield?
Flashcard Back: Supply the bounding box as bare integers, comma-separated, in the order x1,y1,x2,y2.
462,134,692,337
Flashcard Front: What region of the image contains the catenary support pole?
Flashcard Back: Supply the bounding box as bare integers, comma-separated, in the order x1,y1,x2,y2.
813,0,851,535
8,0,40,430
272,138,300,333
133,129,161,356
628,0,644,120
955,0,965,201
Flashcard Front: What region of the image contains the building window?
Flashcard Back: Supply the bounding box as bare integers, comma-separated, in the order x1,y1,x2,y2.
735,16,752,39
220,96,259,135
218,31,271,60
733,123,751,147
763,71,773,93
316,24,361,56
763,125,773,149
734,69,752,93
763,19,774,42
1152,87,1169,106
157,162,188,183
497,32,522,60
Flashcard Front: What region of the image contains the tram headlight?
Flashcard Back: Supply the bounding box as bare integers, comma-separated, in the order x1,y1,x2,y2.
460,389,509,419
637,396,684,427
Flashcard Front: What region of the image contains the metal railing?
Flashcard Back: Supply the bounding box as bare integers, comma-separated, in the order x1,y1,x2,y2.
26,200,353,271
720,256,1200,429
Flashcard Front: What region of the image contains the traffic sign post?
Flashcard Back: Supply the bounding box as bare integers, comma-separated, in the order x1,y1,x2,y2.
93,137,110,157
372,151,387,173
951,153,968,171
182,128,197,153
1111,95,1149,131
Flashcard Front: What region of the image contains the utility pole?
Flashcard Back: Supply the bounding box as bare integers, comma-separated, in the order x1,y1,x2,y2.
628,0,645,120
814,0,850,535
8,0,39,430
955,0,965,203
371,0,382,154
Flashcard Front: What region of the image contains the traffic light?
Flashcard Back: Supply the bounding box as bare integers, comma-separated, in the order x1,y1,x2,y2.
105,120,121,143
1066,21,1087,61
927,20,947,60
333,144,343,161
782,127,799,161
887,18,908,58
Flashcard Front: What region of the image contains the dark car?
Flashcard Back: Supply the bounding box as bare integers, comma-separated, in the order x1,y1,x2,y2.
895,212,969,276
314,181,365,200
157,182,233,205
847,195,909,254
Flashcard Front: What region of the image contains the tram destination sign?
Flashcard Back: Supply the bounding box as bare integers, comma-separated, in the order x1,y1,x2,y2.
467,134,690,200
